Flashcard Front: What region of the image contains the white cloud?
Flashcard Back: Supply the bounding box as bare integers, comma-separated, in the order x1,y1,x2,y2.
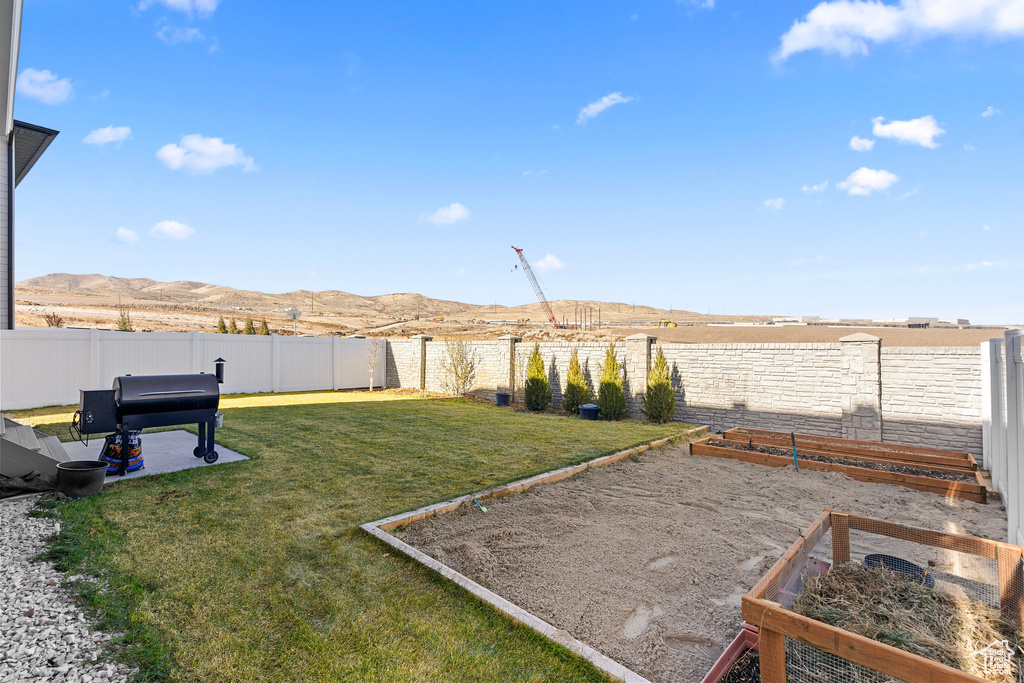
534,253,564,270
964,143,976,151
983,224,992,230
982,105,1002,117
838,167,899,196
157,134,257,174
16,68,74,105
872,116,945,148
115,227,139,244
764,197,785,210
83,126,132,147
523,169,548,176
576,92,635,125
150,220,195,240
802,181,829,193
849,135,875,151
680,0,715,8
895,185,920,200
157,25,206,45
139,0,219,18
967,260,1006,269
775,0,1024,62
425,203,470,225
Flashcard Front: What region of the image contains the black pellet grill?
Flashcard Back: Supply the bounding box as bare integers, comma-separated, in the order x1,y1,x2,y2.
74,359,226,475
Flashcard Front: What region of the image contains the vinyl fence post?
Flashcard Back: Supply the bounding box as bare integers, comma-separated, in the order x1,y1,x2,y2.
989,339,1008,500
332,335,339,391
1007,330,1024,545
271,333,281,393
192,330,201,374
89,328,101,388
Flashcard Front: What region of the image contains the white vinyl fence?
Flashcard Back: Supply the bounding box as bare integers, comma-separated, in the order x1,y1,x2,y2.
0,329,386,410
983,330,1024,544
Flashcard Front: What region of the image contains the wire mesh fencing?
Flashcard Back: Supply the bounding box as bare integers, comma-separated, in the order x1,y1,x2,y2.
743,510,1024,683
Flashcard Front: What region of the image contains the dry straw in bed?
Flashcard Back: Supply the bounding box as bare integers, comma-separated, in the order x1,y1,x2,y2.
791,563,1022,682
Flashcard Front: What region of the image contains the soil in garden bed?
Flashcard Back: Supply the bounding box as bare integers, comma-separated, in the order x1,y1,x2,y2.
719,649,760,683
707,440,977,484
792,563,1022,682
398,446,1006,683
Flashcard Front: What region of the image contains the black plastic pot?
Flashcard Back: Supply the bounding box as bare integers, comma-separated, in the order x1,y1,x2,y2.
579,403,600,420
495,392,511,407
55,460,108,498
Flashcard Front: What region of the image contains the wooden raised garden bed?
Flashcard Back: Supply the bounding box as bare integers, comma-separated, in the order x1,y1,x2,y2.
742,510,1024,682
726,427,978,471
691,430,987,503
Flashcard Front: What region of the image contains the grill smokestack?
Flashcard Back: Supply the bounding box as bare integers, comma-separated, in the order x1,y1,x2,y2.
214,358,226,384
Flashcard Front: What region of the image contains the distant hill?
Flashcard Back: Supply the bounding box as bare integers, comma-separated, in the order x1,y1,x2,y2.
17,272,732,322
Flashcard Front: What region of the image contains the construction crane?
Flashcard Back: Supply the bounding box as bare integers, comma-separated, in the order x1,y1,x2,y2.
511,246,563,328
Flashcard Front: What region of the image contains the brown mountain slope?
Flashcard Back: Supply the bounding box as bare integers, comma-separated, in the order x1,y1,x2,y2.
17,273,717,321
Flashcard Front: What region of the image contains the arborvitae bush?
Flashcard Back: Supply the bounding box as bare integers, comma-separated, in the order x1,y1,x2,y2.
228,318,239,334
597,343,626,420
217,316,227,334
524,343,552,411
259,318,270,335
642,347,676,423
244,316,256,335
562,347,590,414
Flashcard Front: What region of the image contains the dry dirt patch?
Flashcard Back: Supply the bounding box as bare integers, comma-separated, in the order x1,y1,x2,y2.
398,446,1006,683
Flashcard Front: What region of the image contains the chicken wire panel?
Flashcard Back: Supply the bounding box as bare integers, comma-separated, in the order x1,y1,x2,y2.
784,637,907,683
847,527,1002,610
763,517,834,608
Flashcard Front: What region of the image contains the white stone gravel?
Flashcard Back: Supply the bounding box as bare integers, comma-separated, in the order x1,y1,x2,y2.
1,495,135,683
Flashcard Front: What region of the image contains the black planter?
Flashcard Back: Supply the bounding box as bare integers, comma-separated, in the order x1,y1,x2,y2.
579,403,600,420
55,461,108,498
495,392,511,407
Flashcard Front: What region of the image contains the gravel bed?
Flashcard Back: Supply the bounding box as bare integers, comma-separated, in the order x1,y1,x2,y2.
1,495,135,683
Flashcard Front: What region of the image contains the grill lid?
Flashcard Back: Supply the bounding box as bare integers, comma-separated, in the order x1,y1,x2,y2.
113,374,220,417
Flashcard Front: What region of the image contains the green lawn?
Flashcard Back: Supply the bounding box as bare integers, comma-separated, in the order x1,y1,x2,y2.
12,391,689,682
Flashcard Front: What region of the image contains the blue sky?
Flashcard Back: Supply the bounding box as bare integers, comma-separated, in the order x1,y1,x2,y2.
13,0,1024,323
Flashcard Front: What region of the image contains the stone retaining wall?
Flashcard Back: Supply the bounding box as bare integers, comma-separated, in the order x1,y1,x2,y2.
384,334,984,453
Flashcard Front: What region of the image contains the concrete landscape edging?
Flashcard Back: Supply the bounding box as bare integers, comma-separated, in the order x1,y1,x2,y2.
360,425,710,683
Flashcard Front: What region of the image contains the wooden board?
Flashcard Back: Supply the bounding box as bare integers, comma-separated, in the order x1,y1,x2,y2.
742,596,989,683
720,432,977,474
721,429,976,471
726,427,977,469
691,439,987,503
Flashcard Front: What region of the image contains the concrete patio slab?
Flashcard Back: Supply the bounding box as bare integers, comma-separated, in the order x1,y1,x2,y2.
62,430,247,483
